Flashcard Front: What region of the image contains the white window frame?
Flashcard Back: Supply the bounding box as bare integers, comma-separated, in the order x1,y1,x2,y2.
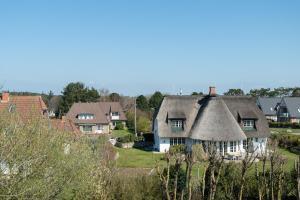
112,112,119,116
243,120,254,128
170,137,185,146
171,120,183,128
230,141,237,152
82,125,93,132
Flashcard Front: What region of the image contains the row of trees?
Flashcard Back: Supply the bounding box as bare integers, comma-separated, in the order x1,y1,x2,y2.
223,87,300,97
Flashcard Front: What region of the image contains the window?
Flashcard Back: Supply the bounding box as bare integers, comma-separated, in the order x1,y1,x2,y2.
224,142,228,153
171,120,183,132
243,120,254,128
230,141,237,152
193,140,202,145
171,120,183,128
78,114,94,120
97,125,103,130
112,112,119,116
82,125,92,132
170,138,185,146
243,140,247,150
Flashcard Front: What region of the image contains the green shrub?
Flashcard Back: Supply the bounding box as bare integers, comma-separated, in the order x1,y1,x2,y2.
269,122,300,129
115,121,124,130
117,134,136,143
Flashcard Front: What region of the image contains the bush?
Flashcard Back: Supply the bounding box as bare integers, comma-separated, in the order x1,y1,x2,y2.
117,134,136,143
271,134,300,153
269,122,300,129
115,121,124,130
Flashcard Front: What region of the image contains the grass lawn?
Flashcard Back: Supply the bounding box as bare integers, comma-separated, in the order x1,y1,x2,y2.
112,130,133,138
115,147,164,168
271,128,300,135
115,146,298,174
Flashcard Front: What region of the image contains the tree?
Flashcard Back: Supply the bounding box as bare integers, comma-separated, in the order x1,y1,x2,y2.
149,91,164,111
224,89,244,96
292,88,300,97
109,93,121,102
136,95,149,112
191,92,204,96
248,88,271,97
60,82,100,114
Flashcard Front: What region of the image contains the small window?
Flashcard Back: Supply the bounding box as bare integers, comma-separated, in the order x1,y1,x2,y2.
243,140,247,150
230,141,237,152
97,125,103,130
82,125,92,132
171,120,183,128
243,120,254,128
170,137,185,146
112,112,119,116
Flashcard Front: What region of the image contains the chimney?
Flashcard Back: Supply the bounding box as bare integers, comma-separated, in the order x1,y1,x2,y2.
1,92,9,103
209,86,216,97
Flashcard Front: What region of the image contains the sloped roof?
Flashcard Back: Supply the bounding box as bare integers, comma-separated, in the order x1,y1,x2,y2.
50,118,80,134
155,95,270,140
98,102,127,121
190,97,246,141
257,97,281,116
0,95,47,120
222,96,270,138
282,97,300,118
66,102,109,124
156,95,202,138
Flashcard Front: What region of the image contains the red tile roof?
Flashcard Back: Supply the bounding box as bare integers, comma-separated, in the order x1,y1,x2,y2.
0,95,48,120
50,119,80,134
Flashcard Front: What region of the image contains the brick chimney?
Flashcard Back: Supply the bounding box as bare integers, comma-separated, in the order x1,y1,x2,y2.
1,92,9,103
209,86,216,97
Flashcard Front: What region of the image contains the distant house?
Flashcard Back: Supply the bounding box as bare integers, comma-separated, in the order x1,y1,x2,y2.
66,102,126,135
50,117,80,134
153,87,270,156
257,97,281,122
277,97,300,123
0,92,48,120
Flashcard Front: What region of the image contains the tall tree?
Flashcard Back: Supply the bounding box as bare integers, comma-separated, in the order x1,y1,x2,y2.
149,91,164,111
60,82,100,114
109,93,121,102
136,95,150,112
224,89,245,96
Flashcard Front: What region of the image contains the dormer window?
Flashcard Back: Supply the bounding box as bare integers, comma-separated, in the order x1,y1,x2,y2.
112,112,119,116
242,119,256,131
171,120,183,128
171,120,183,132
78,113,94,120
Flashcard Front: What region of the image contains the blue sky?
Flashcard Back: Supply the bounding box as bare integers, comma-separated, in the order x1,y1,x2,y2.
0,0,299,96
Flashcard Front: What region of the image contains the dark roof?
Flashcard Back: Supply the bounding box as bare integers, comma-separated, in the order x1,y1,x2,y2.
66,102,127,124
257,97,281,116
66,102,109,124
282,97,300,118
155,95,270,140
99,102,127,121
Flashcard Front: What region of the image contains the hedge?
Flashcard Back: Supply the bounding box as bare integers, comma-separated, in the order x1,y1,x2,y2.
271,134,300,154
269,122,300,129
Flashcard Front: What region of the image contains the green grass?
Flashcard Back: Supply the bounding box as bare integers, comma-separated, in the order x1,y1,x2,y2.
112,130,133,138
115,147,164,168
271,128,300,135
115,146,298,174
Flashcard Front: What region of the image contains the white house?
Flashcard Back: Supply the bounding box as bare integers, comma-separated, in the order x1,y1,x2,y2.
153,87,270,157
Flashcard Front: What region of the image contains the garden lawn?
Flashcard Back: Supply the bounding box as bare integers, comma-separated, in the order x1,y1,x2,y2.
115,147,164,168
112,130,132,138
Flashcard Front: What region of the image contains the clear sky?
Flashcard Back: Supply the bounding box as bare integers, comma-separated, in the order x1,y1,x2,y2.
0,0,299,96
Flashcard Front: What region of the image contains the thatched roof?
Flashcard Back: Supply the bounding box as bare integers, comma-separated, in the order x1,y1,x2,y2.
155,95,270,140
